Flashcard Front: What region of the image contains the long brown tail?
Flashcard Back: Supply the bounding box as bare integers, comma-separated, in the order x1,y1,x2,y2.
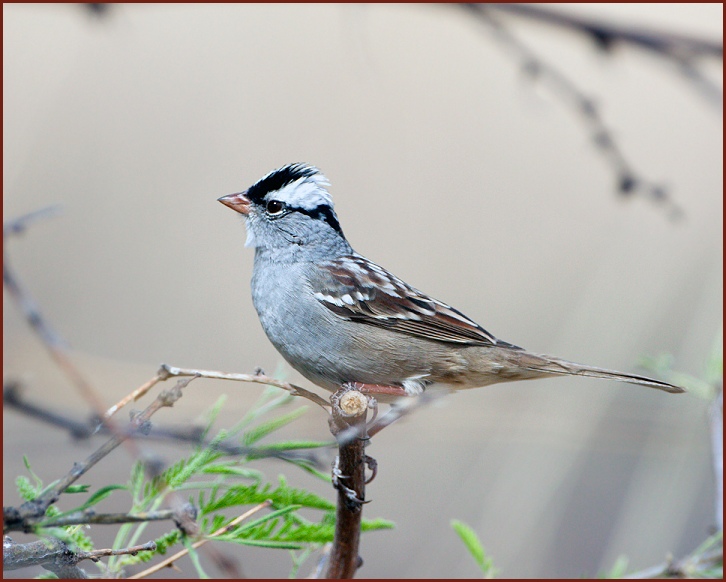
523,354,685,394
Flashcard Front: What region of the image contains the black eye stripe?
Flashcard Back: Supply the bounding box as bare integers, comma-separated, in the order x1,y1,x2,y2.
287,204,343,235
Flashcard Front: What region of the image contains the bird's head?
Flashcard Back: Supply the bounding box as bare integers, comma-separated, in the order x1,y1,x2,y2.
219,163,350,260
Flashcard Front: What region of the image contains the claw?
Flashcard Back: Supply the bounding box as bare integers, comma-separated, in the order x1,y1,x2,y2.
364,455,378,485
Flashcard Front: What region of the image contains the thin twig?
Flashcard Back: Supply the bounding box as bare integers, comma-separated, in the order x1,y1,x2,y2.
4,381,330,465
128,501,272,579
459,3,686,220
3,208,109,415
3,377,196,534
489,4,723,59
157,364,332,411
624,545,723,578
488,4,723,108
77,541,157,561
28,509,187,530
103,373,165,421
308,543,332,579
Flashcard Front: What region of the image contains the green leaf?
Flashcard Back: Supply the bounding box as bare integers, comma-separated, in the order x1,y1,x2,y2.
220,505,301,537
36,527,94,553
257,440,334,451
201,463,264,480
236,538,305,549
63,485,90,494
361,517,396,532
451,519,497,578
601,555,629,578
705,330,723,387
200,481,335,514
238,387,294,429
16,475,40,501
183,536,210,579
283,459,332,482
23,455,44,489
199,394,228,441
243,406,308,445
81,484,127,509
129,461,146,502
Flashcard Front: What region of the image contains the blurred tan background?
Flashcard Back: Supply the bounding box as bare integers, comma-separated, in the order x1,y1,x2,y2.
3,3,722,578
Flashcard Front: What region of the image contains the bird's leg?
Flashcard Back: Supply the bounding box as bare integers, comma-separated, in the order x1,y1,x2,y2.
350,382,410,398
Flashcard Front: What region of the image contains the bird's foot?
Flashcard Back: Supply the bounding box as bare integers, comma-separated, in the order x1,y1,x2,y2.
332,456,368,510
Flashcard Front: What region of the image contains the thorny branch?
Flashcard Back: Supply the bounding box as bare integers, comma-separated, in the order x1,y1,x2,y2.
459,3,694,220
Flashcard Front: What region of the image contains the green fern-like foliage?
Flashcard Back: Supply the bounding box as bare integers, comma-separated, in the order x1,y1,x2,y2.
15,386,393,578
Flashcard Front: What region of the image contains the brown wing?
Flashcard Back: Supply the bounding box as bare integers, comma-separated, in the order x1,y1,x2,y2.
313,255,519,348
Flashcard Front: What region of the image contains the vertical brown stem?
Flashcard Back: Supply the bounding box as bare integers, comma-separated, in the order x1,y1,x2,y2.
325,388,368,579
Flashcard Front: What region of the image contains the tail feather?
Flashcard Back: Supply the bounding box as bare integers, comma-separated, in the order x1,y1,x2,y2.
524,355,685,394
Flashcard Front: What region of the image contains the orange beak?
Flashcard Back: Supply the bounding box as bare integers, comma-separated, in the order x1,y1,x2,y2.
218,192,251,215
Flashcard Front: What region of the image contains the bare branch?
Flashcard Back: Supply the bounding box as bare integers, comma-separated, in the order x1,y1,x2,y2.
25,509,190,530
488,4,723,108
3,208,109,415
3,537,88,578
103,373,165,422
489,4,723,59
3,535,156,578
624,544,723,578
459,3,687,220
77,540,157,561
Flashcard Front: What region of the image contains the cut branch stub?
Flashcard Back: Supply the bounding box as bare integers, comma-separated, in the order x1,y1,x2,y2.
326,385,370,579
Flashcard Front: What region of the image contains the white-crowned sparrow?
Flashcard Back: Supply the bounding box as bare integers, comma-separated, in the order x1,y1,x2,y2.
219,163,683,399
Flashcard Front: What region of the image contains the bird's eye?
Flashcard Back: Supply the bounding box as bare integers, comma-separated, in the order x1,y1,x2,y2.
266,200,285,215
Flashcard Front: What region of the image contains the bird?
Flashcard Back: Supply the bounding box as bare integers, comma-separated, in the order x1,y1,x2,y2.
218,163,684,400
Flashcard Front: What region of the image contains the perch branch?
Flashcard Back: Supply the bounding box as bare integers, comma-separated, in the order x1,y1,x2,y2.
154,364,332,411
325,387,369,579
